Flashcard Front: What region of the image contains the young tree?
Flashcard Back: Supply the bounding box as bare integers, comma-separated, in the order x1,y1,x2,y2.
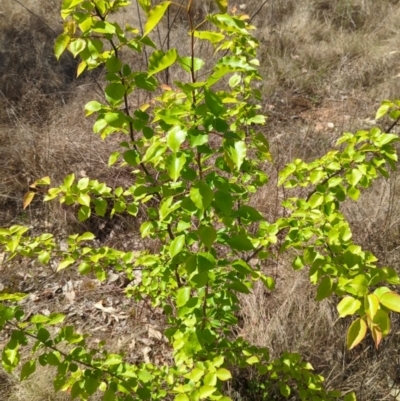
1,1,400,400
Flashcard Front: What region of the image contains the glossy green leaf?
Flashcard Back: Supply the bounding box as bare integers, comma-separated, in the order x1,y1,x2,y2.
68,38,86,58
365,294,379,320
199,386,216,399
138,0,151,14
190,182,214,211
124,150,140,167
166,154,186,181
214,191,233,216
176,287,191,307
174,395,189,401
379,291,400,312
193,30,225,44
204,87,225,116
178,57,205,73
143,2,171,37
0,293,28,301
214,0,228,13
167,127,187,153
105,56,122,73
54,33,71,60
197,226,216,249
224,140,246,171
148,48,178,77
170,234,185,258
57,257,75,271
337,296,361,318
228,280,250,294
216,368,232,381
226,234,254,251
105,83,125,105
236,206,263,222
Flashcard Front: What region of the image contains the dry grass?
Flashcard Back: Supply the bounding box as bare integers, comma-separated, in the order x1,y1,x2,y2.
2,0,400,400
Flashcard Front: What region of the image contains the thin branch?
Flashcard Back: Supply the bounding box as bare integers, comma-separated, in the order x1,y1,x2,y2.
249,0,271,24
385,116,400,133
11,0,58,35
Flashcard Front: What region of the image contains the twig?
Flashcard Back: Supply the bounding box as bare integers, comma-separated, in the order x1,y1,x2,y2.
11,0,58,35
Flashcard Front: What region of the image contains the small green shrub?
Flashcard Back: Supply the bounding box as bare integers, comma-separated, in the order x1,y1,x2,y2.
1,1,400,400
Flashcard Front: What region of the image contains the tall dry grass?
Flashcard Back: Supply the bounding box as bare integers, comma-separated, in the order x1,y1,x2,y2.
1,0,400,400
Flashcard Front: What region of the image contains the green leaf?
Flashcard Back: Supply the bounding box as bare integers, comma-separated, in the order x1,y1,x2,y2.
214,191,233,216
229,74,241,88
375,103,391,120
347,168,363,186
279,382,291,398
199,386,216,399
198,226,217,249
135,73,158,91
347,186,360,201
105,83,125,106
178,57,205,73
347,318,367,350
103,389,116,401
374,286,391,299
148,48,178,77
315,276,333,301
193,30,225,44
0,293,28,301
228,280,250,294
48,313,66,325
167,126,187,153
215,0,228,13
68,38,86,58
124,150,140,167
226,234,254,251
31,314,50,324
344,392,357,401
54,33,71,60
143,2,171,37
166,154,187,181
236,206,263,222
170,235,185,258
309,193,324,208
216,368,232,381
78,262,91,275
337,296,361,318
20,360,36,381
189,367,205,382
57,257,75,271
78,194,90,207
176,287,191,307
85,376,100,396
77,232,95,241
138,0,151,14
379,291,400,312
204,87,226,116
108,151,120,166
190,182,214,211
105,56,122,73
174,395,190,401
224,140,246,171
103,354,122,366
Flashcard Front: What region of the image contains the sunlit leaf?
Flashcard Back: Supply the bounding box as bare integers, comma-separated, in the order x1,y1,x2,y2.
143,2,171,37
380,291,400,312
148,48,178,77
347,318,367,350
